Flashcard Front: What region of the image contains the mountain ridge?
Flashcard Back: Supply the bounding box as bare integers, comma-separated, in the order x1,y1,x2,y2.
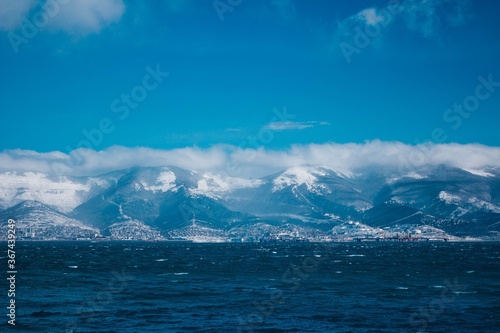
1,165,499,241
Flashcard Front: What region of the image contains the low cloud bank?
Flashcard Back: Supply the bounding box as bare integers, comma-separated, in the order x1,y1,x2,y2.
1,141,499,178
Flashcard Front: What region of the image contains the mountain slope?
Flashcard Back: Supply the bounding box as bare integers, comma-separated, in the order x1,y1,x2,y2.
70,167,259,234
363,165,500,236
0,201,99,239
1,165,499,240
0,171,116,213
227,167,370,225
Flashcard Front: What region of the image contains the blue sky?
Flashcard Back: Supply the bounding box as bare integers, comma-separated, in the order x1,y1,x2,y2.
0,0,499,155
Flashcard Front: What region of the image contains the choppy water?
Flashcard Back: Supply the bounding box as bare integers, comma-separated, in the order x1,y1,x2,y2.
1,242,499,332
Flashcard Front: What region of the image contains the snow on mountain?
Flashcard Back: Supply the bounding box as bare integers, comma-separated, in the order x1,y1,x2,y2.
189,173,263,199
272,167,333,193
70,167,180,230
438,191,462,205
272,166,370,211
105,219,165,240
0,171,110,213
387,172,427,184
467,197,500,213
1,164,499,240
224,166,371,224
138,169,177,193
0,201,99,240
383,224,460,241
70,166,256,233
438,191,500,213
462,168,495,177
331,221,383,238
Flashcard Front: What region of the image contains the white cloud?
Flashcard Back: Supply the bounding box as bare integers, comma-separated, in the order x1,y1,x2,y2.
400,0,469,37
48,0,125,35
333,0,469,45
0,0,36,30
1,141,499,179
263,120,330,131
0,0,125,35
357,8,386,26
334,5,396,41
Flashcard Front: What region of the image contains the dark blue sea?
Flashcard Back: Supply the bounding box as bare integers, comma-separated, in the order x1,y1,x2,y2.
1,242,499,332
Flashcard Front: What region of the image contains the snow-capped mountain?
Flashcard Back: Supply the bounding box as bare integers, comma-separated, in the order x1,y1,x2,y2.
0,201,99,239
224,166,371,230
70,166,258,233
0,164,499,240
362,165,500,236
0,171,116,213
